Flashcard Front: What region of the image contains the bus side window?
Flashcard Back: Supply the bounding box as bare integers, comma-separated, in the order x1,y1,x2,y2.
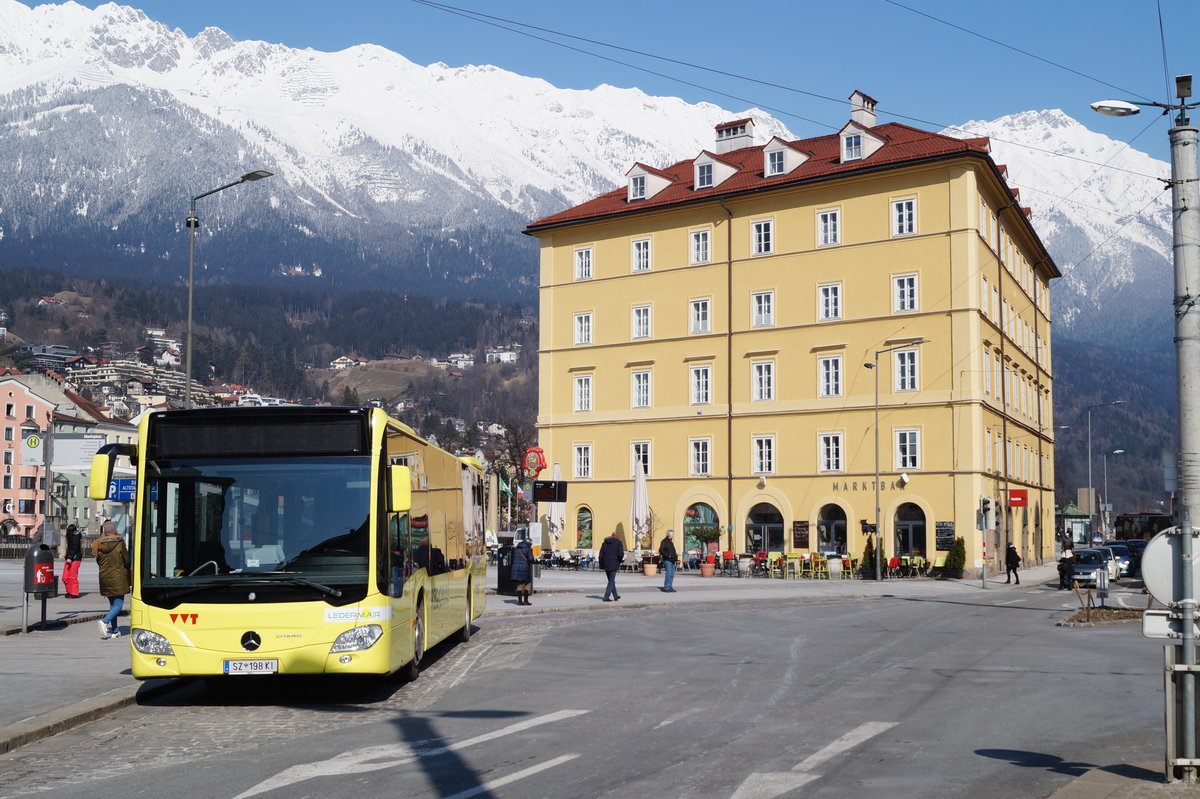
389,514,407,597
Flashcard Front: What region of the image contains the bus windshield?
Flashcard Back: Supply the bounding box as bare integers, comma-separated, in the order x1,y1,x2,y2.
139,456,372,606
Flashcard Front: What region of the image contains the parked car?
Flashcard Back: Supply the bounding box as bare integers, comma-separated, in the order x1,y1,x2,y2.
1101,543,1134,577
1070,549,1110,586
1122,538,1148,571
1091,546,1119,581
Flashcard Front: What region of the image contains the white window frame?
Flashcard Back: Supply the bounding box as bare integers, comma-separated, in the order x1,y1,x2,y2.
894,349,919,392
895,429,920,470
753,435,776,474
818,283,842,320
817,209,841,246
751,291,774,327
574,374,592,412
574,312,593,345
632,305,651,339
691,365,712,405
892,198,916,236
696,163,713,189
819,432,843,472
844,133,863,161
574,444,592,479
893,274,918,313
632,238,651,272
752,361,775,402
690,298,711,334
632,441,651,477
630,175,646,200
631,370,651,408
690,229,711,264
574,247,593,280
690,438,711,476
818,355,843,398
752,219,774,255
766,150,785,176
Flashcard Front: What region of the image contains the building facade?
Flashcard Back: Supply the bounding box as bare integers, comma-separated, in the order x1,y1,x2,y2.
525,92,1059,574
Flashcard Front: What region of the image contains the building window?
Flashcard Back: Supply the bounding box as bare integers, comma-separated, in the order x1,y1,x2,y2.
752,220,773,255
24,405,33,419
20,476,35,490
818,209,840,246
574,375,592,412
752,361,775,401
752,291,774,327
574,312,593,345
894,349,919,392
819,356,842,398
574,444,592,479
632,305,651,339
753,436,775,474
892,198,916,236
981,274,989,317
1,475,9,490
632,371,651,408
2,451,10,465
818,283,841,320
696,163,713,188
632,441,651,476
690,438,711,476
691,365,712,405
574,248,593,281
18,499,35,515
985,429,993,470
630,175,646,200
766,150,785,176
819,433,843,472
893,274,918,313
896,429,920,470
3,404,11,417
691,229,711,264
632,238,651,272
691,299,711,334
844,134,862,160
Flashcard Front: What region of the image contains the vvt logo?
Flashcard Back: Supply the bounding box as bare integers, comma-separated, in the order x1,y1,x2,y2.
169,613,198,624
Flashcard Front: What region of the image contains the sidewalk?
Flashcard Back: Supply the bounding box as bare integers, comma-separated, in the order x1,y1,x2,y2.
0,558,1184,794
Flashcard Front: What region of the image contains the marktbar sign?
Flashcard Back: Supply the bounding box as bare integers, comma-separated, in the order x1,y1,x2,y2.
831,479,910,493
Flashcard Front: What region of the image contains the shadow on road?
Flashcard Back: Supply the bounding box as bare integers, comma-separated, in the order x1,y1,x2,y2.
976,748,1163,783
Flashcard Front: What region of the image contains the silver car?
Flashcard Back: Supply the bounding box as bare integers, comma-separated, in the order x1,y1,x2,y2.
1101,543,1133,577
1069,549,1109,585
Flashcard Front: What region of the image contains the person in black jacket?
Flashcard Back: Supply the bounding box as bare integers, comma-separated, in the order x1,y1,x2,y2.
598,531,624,602
1004,543,1022,584
510,538,535,606
658,529,678,593
62,524,82,598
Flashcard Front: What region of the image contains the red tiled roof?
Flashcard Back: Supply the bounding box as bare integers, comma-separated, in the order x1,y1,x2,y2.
526,122,996,231
716,117,753,130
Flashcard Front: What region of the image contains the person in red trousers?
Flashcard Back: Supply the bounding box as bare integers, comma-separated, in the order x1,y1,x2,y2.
62,524,82,598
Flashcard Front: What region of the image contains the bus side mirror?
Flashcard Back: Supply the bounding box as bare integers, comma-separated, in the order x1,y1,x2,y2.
89,451,115,500
389,465,412,512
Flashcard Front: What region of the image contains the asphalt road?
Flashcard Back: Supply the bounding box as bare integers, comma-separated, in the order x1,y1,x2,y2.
0,583,1164,799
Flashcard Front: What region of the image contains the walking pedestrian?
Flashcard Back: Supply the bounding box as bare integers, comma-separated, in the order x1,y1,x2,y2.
62,524,83,598
510,538,535,606
599,530,624,601
1058,546,1075,590
658,529,678,592
93,521,130,639
1004,543,1021,585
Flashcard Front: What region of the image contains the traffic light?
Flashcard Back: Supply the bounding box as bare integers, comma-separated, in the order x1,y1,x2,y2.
979,496,995,531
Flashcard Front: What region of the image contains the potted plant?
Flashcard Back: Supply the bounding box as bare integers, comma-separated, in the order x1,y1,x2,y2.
689,524,723,577
860,534,878,579
942,536,967,579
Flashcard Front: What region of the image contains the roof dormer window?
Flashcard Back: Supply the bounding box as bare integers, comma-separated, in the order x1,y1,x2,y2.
696,163,713,189
625,164,672,202
630,175,646,200
844,134,862,161
766,150,785,176
838,122,884,162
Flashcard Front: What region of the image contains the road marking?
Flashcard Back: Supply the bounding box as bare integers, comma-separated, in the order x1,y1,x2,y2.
443,753,580,799
654,707,705,729
731,721,897,799
996,598,1024,605
234,708,589,799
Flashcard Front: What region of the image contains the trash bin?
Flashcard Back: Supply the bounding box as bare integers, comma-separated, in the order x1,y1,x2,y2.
496,545,516,596
24,543,57,599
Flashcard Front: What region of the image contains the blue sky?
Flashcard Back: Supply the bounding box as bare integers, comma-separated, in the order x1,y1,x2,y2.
29,0,1200,144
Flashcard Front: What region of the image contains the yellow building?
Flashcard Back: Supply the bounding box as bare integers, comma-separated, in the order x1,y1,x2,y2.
524,92,1059,576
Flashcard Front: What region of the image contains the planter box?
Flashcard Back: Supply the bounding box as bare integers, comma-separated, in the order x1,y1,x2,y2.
941,568,964,579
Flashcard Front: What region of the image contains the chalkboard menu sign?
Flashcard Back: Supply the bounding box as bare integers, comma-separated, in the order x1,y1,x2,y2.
792,521,809,549
935,521,955,551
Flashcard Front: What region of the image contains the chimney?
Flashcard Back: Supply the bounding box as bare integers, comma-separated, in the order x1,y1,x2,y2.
714,118,755,154
849,90,877,127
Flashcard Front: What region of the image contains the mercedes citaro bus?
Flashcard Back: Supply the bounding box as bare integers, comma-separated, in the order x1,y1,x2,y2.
89,406,486,680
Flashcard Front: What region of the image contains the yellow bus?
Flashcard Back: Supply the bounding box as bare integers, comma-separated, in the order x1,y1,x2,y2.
88,406,486,680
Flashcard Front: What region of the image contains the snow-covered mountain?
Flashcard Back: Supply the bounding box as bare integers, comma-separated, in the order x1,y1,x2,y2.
0,0,789,299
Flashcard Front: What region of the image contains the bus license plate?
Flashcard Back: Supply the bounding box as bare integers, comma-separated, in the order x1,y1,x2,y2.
223,659,279,675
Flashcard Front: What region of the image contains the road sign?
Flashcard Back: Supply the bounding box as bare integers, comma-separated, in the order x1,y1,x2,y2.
107,478,136,501
1144,609,1200,642
1141,528,1200,606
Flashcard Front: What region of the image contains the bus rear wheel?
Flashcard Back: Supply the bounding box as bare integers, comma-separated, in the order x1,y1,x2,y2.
402,600,424,682
457,585,472,644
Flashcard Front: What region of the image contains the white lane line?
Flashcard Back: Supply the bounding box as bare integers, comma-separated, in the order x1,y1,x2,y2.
443,753,580,799
996,598,1024,605
791,721,897,772
234,709,589,799
655,707,705,729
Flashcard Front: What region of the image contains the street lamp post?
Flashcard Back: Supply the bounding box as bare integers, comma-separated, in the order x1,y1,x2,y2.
1094,74,1200,782
1103,449,1125,535
864,338,926,581
1086,400,1125,539
185,170,273,408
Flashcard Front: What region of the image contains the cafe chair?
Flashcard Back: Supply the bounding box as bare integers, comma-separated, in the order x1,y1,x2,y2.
886,557,902,578
813,554,829,580
721,551,737,577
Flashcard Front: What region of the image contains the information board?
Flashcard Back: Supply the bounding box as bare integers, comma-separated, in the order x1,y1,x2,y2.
792,520,809,549
935,521,955,551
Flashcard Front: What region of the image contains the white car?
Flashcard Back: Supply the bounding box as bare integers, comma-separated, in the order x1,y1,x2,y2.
1093,546,1120,581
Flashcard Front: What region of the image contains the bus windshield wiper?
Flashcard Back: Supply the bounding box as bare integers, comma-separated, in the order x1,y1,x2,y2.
266,573,344,598
159,574,342,600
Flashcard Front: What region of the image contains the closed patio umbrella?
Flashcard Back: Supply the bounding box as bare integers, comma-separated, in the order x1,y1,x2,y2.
630,459,650,553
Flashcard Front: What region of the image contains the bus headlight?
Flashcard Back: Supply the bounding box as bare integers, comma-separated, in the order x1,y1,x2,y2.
131,629,174,656
330,624,383,652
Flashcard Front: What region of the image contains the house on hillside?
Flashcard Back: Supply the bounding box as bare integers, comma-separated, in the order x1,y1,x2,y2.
447,353,474,369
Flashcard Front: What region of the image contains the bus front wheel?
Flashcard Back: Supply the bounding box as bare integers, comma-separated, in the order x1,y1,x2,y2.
457,585,472,644
402,600,424,682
